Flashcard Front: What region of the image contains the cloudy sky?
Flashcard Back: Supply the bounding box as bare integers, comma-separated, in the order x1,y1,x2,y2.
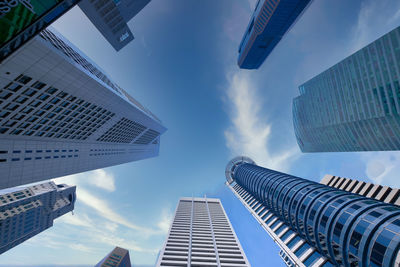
2,0,400,266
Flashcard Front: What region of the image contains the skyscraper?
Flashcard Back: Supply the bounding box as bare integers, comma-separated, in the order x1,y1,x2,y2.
0,181,76,254
293,26,400,152
238,0,312,69
95,246,131,267
225,156,400,267
156,197,250,267
0,27,166,189
0,0,80,61
79,0,151,51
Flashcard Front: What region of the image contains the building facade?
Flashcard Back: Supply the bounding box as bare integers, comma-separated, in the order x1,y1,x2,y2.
95,246,131,267
78,0,151,51
0,27,166,189
238,0,312,69
225,156,400,267
321,174,400,206
0,0,79,61
293,26,400,152
156,197,250,267
0,181,76,254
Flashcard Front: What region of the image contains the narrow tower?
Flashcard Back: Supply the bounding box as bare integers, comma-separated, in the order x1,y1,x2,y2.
0,181,76,254
156,197,250,267
225,156,400,267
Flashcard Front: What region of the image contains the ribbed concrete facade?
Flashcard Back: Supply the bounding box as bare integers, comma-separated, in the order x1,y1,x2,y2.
321,175,400,206
156,197,250,267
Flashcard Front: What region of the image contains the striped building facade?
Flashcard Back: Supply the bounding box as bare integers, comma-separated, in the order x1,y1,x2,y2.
156,197,250,267
321,174,400,206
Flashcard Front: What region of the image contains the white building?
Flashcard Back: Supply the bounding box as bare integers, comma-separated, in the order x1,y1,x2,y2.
156,197,250,267
0,181,76,254
0,27,166,189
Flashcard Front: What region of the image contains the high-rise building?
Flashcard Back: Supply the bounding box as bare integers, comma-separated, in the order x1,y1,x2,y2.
293,26,400,152
0,0,80,61
225,156,400,267
0,27,166,189
156,197,250,267
321,174,400,206
0,181,76,254
238,0,312,69
95,246,131,267
78,0,151,51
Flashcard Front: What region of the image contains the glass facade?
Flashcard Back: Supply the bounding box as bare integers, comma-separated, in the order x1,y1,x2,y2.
227,157,400,267
293,26,400,152
238,0,312,69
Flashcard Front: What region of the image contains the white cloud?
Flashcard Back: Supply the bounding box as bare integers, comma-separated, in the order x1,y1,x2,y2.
86,169,116,192
53,168,115,192
69,243,94,253
76,188,157,234
224,71,298,172
58,212,93,228
361,152,400,187
157,208,173,234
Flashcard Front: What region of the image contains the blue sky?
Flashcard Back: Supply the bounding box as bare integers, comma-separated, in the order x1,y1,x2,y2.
2,0,400,266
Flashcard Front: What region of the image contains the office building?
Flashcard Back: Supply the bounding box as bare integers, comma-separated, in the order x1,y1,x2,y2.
79,0,151,51
0,27,166,189
0,0,79,61
293,26,400,152
0,181,76,254
225,156,400,267
95,246,131,267
156,197,250,267
238,0,312,69
321,174,400,206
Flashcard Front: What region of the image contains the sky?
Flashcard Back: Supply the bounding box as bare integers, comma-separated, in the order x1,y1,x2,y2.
1,0,400,266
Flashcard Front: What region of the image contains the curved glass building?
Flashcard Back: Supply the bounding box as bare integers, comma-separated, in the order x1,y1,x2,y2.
293,26,400,152
225,157,400,267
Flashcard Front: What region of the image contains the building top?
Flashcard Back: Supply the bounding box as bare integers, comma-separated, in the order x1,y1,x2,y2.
95,246,131,267
225,156,255,183
238,0,312,69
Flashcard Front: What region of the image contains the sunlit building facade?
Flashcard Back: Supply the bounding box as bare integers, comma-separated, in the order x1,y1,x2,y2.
156,197,250,267
79,0,151,51
238,0,312,69
0,27,166,189
293,26,400,152
0,181,76,254
225,156,400,267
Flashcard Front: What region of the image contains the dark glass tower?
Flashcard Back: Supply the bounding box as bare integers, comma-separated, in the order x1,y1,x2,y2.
225,157,400,267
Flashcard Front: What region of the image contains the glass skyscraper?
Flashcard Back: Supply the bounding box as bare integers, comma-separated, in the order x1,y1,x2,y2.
225,156,400,267
293,26,400,152
0,181,76,254
0,27,166,189
238,0,312,69
156,197,250,267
